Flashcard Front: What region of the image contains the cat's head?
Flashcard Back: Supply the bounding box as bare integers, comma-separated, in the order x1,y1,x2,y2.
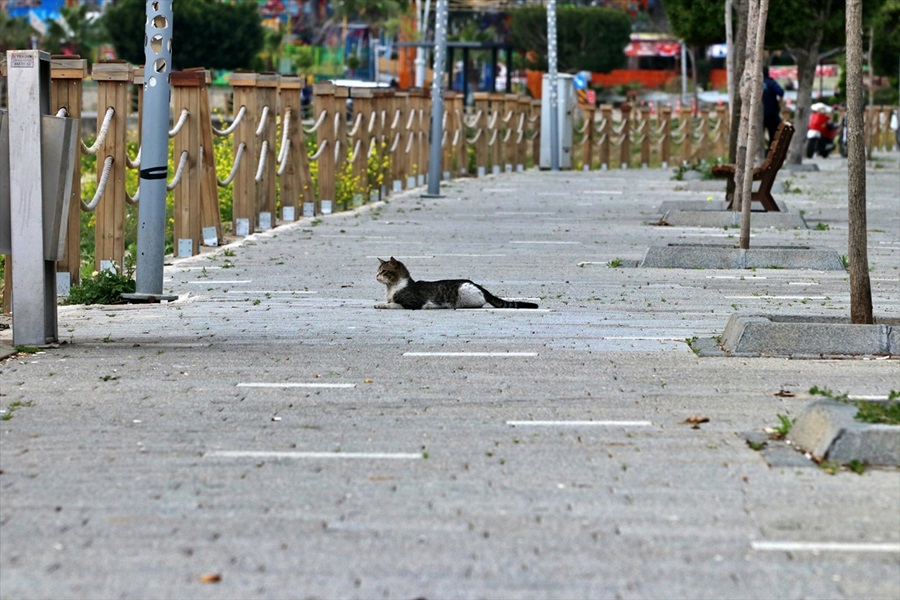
376,257,409,286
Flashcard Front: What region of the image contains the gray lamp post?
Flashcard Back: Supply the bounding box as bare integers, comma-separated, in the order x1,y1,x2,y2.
423,0,449,197
547,0,559,171
125,0,176,302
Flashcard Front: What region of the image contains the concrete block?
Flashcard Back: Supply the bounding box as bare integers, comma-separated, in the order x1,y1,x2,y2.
638,244,846,270
788,400,900,466
720,313,899,357
658,209,806,229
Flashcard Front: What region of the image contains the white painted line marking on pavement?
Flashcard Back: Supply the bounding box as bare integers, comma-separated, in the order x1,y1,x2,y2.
507,420,653,427
788,281,820,285
602,336,690,341
433,254,507,257
320,235,397,239
582,190,623,195
751,541,900,553
188,280,252,285
510,241,581,245
707,275,767,280
847,395,891,401
206,451,422,460
365,255,435,260
495,211,555,216
403,352,537,357
222,290,317,294
237,382,357,389
725,295,828,300
482,308,551,313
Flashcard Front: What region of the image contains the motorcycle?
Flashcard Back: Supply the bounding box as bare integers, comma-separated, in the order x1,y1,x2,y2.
806,102,838,158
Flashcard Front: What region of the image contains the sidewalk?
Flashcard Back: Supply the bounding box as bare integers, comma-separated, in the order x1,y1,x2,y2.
1,153,898,599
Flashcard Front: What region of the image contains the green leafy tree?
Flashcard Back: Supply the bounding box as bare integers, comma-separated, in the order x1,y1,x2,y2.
508,6,631,73
871,0,900,83
765,0,847,164
43,5,104,65
103,0,264,70
665,0,727,46
0,13,36,54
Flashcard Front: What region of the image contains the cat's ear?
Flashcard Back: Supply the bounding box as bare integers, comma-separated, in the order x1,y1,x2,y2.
377,257,387,265
389,257,398,264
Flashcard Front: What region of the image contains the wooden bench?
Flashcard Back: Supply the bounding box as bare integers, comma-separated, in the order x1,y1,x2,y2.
711,121,795,212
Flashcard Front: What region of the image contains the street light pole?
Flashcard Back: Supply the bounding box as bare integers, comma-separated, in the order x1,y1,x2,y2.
126,0,176,301
547,0,559,171
423,0,449,197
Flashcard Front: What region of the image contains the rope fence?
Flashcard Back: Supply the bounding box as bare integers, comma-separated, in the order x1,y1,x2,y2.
2,56,897,296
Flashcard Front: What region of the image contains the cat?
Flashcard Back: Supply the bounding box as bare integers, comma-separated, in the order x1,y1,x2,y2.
375,257,539,310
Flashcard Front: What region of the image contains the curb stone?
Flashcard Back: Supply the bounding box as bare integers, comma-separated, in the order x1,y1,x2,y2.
787,399,900,466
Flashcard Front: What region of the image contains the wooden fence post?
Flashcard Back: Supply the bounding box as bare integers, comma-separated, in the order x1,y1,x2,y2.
91,61,132,272
530,99,541,170
697,108,711,159
50,56,88,288
639,106,651,168
715,104,729,158
414,90,428,186
599,104,612,169
313,82,337,214
255,73,278,226
230,71,259,235
350,87,374,205
457,94,469,175
581,103,595,170
473,92,490,176
516,95,529,171
680,106,693,164
171,69,204,257
660,106,672,168
277,74,302,221
619,102,632,169
373,88,391,197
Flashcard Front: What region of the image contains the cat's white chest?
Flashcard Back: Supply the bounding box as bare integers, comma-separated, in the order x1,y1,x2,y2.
386,278,408,302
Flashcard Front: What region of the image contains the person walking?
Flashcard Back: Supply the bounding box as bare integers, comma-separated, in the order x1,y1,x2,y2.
762,66,785,150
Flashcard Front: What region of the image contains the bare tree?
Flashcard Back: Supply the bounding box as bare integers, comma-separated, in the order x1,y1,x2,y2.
845,0,873,324
733,0,769,249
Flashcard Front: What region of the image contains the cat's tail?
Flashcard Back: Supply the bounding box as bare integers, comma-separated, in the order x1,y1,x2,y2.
480,287,539,309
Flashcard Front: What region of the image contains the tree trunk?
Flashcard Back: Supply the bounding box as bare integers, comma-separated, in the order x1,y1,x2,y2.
728,0,748,165
845,0,874,324
733,0,759,226
725,0,734,121
785,47,820,165
739,0,769,250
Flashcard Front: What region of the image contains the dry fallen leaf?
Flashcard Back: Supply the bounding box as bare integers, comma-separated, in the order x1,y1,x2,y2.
681,416,710,429
774,389,796,397
199,573,222,584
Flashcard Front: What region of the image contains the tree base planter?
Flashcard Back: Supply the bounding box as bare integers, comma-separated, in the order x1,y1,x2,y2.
718,314,900,358
656,208,806,229
787,400,900,466
638,244,844,270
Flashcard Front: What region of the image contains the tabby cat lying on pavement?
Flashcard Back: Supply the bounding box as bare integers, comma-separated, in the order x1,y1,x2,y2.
375,257,539,310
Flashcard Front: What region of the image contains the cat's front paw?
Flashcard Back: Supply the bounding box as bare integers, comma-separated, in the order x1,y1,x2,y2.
374,302,403,309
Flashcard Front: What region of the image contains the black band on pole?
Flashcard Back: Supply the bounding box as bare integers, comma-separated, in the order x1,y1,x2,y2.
140,166,168,180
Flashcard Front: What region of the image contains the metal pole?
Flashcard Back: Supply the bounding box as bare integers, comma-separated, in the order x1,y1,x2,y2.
130,0,175,300
547,0,559,171
680,40,688,107
423,0,448,197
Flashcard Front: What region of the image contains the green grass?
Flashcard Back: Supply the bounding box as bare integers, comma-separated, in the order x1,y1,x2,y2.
1,400,34,421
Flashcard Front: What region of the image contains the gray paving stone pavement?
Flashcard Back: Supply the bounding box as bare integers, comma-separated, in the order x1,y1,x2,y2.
1,152,899,599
